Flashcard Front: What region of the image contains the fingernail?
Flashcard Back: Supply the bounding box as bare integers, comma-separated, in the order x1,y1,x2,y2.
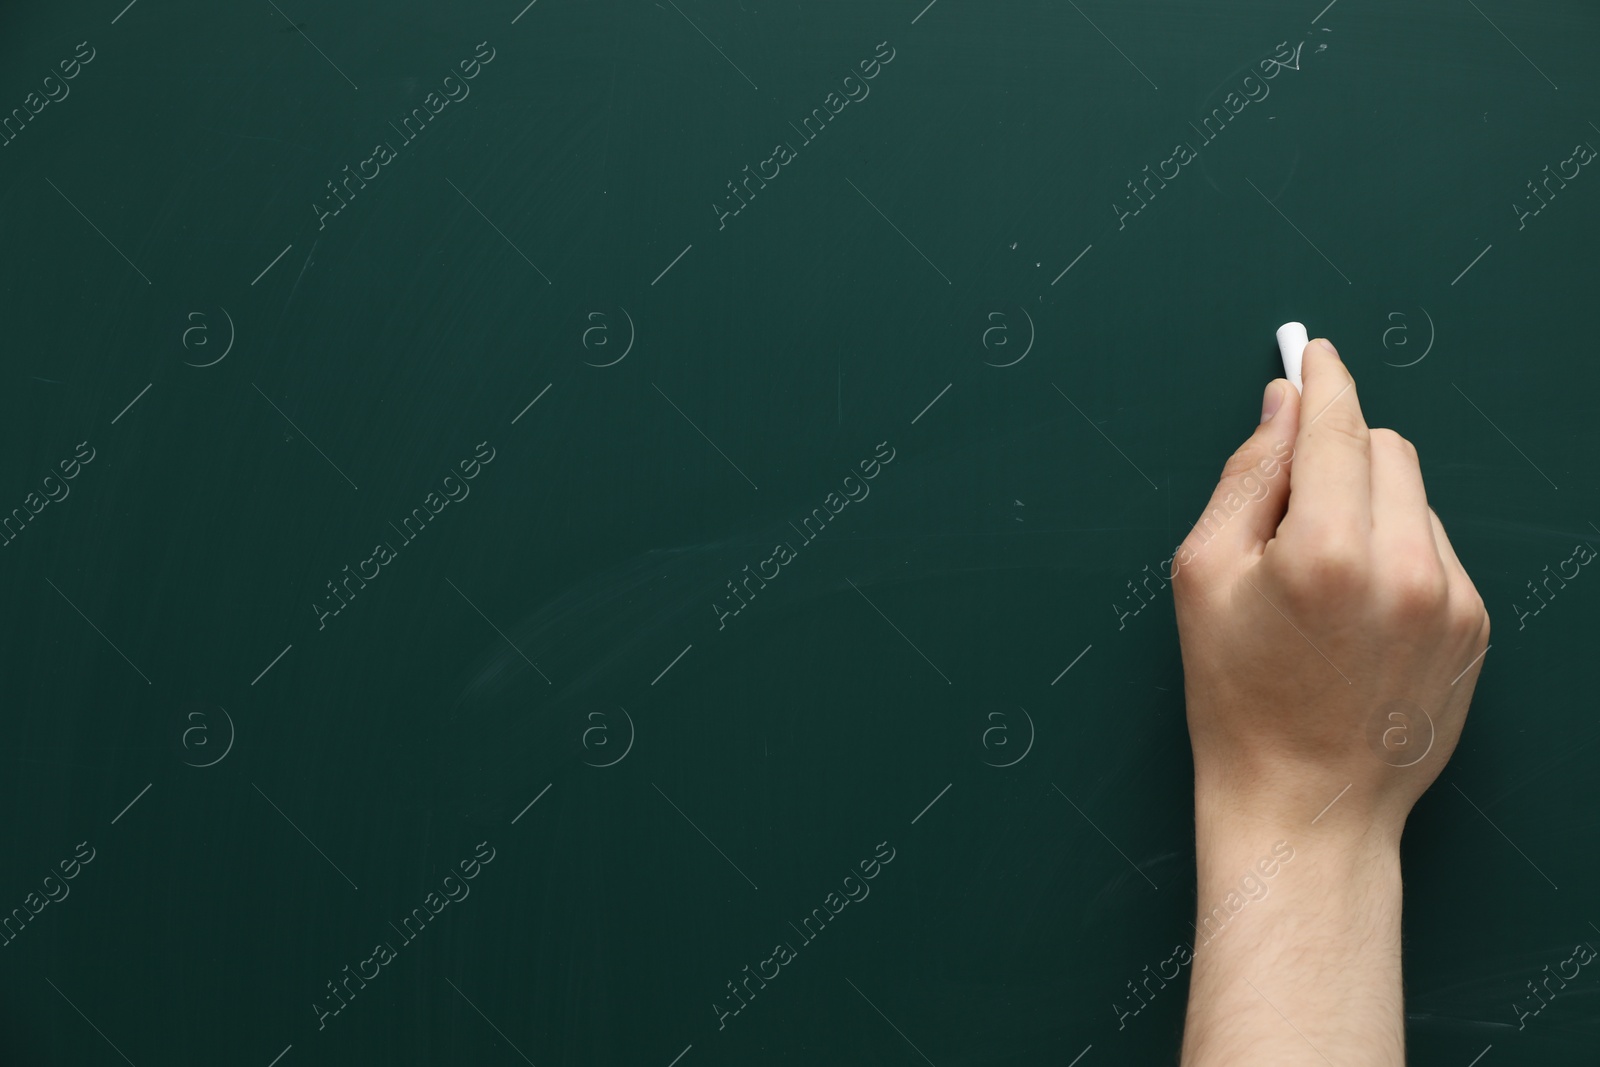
1260,380,1284,423
1314,337,1338,358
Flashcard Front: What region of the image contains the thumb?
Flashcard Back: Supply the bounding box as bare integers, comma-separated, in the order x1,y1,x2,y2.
1177,379,1301,574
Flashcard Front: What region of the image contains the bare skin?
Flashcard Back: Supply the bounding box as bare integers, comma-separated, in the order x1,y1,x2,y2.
1174,338,1489,1065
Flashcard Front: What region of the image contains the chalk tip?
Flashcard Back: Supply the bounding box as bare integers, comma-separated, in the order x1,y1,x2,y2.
1275,321,1308,395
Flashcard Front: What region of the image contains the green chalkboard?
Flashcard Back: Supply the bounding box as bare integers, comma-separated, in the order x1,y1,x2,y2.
2,1,1598,1064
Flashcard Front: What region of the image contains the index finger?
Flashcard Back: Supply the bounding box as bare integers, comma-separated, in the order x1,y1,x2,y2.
1281,338,1372,543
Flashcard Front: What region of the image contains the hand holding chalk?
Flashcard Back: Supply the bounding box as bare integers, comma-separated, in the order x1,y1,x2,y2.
1276,322,1308,394
1172,336,1488,1057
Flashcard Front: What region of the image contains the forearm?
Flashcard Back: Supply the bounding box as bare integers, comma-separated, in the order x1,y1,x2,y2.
1181,800,1405,1066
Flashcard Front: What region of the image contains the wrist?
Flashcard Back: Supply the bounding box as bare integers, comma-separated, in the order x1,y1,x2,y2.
1193,756,1409,855
1192,773,1405,951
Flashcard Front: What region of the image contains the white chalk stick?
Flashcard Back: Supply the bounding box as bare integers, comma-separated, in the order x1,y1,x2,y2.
1276,321,1308,394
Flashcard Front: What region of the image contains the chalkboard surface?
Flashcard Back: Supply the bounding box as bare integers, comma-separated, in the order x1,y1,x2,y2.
2,1,1598,1064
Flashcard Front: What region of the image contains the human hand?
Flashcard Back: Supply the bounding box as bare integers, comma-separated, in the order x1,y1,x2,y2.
1171,338,1489,845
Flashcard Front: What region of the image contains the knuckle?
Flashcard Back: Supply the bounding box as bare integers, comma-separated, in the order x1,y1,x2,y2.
1278,533,1368,600
1170,558,1199,599
1308,550,1368,595
1218,441,1266,484
1171,538,1217,590
1217,450,1249,482
1451,583,1489,633
1383,554,1450,619
1371,427,1418,463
